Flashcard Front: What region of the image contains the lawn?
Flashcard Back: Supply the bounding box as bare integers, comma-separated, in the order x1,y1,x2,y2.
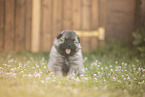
0,42,145,97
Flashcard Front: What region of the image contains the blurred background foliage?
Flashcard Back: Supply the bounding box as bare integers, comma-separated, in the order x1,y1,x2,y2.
133,25,145,57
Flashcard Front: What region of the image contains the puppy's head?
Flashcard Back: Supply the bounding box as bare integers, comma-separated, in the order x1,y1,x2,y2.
54,30,81,56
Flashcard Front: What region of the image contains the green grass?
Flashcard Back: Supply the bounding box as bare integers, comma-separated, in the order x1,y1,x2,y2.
0,42,145,97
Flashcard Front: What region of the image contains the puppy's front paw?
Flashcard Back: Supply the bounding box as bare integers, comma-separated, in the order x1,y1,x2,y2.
66,73,76,79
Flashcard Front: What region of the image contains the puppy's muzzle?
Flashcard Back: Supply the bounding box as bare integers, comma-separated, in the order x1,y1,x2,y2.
59,40,77,56
66,41,74,48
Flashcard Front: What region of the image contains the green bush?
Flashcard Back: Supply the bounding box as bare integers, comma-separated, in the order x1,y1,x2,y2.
133,26,145,57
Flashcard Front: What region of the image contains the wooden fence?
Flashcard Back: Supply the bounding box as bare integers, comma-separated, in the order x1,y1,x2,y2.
0,0,32,51
0,0,106,52
33,0,106,52
1,0,144,52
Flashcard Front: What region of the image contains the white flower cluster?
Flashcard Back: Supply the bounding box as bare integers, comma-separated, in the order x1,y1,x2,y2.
0,56,144,89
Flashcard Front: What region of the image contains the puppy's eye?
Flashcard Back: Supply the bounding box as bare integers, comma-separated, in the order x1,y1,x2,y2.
74,40,78,43
60,38,64,42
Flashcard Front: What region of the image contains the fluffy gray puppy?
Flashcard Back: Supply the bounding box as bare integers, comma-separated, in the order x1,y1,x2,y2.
48,30,85,77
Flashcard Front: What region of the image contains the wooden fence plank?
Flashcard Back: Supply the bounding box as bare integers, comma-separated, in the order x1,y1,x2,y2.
99,0,106,28
4,0,15,51
31,0,41,52
72,0,81,30
81,0,91,52
91,0,99,50
52,0,58,44
52,0,63,44
25,0,32,50
140,0,145,27
72,0,84,50
56,0,63,35
0,0,4,51
40,0,52,52
15,0,25,51
63,0,72,30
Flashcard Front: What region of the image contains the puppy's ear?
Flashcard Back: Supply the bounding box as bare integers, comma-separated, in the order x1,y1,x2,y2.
57,31,64,39
77,36,80,43
56,33,62,39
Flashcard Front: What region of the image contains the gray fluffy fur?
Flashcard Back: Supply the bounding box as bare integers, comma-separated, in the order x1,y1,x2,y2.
47,30,85,77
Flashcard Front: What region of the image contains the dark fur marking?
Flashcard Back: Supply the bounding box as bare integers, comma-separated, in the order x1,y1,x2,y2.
77,36,80,43
57,34,62,39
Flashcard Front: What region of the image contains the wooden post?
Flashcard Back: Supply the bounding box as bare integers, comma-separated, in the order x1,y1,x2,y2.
99,0,106,47
31,0,41,52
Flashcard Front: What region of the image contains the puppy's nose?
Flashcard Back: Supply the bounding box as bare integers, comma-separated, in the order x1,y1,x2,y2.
68,44,71,48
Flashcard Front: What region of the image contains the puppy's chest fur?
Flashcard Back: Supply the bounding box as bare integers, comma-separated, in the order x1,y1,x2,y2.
62,58,70,75
56,55,76,74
